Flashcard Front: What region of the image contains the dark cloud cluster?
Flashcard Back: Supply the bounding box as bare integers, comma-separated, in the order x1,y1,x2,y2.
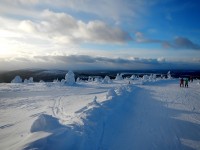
35,55,164,65
135,32,200,50
1,55,200,71
163,37,200,50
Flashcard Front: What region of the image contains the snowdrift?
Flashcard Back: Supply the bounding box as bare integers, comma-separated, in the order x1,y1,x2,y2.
24,85,134,150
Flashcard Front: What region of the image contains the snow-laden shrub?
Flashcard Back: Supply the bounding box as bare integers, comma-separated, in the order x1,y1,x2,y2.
64,70,75,85
115,86,126,95
102,76,112,84
76,77,82,83
11,76,22,83
24,77,34,83
60,79,65,85
24,79,28,83
29,77,34,83
130,75,136,80
149,74,157,81
161,75,164,79
115,73,123,80
106,88,117,99
94,77,101,83
142,75,149,80
88,76,94,82
53,79,59,83
167,71,172,79
39,80,44,83
153,74,157,80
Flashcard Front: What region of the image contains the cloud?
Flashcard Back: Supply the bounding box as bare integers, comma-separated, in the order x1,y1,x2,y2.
59,0,145,21
135,32,200,51
135,32,162,43
17,55,169,70
0,0,159,23
1,54,200,71
163,37,200,50
173,37,200,50
17,10,131,44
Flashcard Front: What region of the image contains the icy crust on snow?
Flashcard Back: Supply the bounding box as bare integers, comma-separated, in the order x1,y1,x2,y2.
24,85,134,150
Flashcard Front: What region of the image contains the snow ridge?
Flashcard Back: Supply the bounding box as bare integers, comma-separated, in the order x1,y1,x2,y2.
24,84,135,150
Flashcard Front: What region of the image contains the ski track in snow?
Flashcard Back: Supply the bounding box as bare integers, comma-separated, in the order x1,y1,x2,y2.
0,79,200,150
52,96,71,124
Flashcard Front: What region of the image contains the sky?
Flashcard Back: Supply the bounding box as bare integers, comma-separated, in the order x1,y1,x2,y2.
0,0,200,71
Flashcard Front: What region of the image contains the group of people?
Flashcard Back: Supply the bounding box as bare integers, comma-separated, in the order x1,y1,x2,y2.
180,77,193,88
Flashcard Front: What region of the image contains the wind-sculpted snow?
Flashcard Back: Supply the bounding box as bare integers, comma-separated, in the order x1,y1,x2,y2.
23,85,134,150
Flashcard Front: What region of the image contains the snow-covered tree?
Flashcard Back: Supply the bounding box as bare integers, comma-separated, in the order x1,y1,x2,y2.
24,77,34,83
94,77,101,83
11,76,22,83
115,73,123,80
24,79,28,83
65,70,75,85
167,71,172,79
76,77,80,83
53,79,59,83
29,77,34,83
102,76,112,84
39,80,44,83
106,88,117,99
88,76,94,82
142,75,149,80
130,75,136,80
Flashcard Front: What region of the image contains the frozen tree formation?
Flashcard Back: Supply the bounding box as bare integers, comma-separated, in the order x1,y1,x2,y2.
130,75,136,80
65,70,75,85
102,76,112,84
106,88,117,99
24,77,34,83
11,76,22,83
167,71,172,79
115,73,123,80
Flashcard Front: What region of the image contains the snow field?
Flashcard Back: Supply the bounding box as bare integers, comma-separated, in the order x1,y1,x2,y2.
0,76,200,150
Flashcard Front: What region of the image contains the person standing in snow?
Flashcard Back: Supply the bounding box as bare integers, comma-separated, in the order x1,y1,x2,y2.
185,78,189,88
180,78,184,87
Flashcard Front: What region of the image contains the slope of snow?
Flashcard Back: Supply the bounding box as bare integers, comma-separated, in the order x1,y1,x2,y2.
0,78,200,150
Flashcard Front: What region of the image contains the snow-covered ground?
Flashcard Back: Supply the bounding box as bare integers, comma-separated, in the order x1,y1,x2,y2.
0,78,200,150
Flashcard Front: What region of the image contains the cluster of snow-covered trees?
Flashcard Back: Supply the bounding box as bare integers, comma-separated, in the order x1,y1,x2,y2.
11,76,34,83
11,71,172,85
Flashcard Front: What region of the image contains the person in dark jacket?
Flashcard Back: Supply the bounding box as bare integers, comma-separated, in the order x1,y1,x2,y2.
185,78,189,88
180,78,184,87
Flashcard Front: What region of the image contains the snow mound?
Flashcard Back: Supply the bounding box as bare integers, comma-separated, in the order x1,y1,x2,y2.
11,76,22,83
30,114,63,132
